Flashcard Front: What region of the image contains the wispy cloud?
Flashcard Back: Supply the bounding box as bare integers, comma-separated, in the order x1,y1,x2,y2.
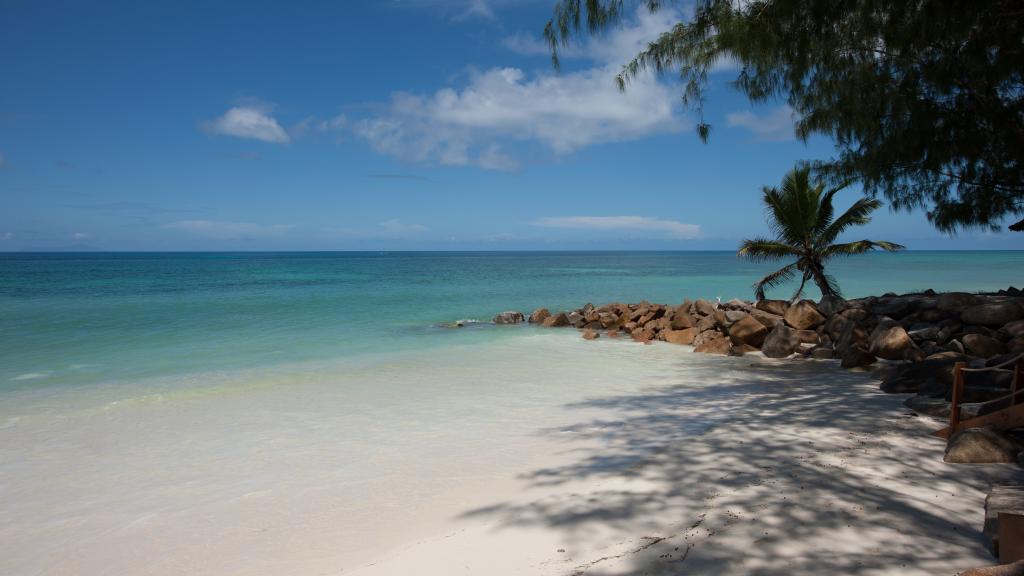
726,106,795,141
162,220,293,239
1,232,13,240
534,216,701,239
203,104,290,144
71,232,91,240
453,0,495,21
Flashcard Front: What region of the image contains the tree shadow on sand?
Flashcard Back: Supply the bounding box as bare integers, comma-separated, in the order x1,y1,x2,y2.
459,356,1024,575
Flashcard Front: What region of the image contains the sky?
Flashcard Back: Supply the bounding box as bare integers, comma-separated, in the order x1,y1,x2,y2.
2,0,1021,251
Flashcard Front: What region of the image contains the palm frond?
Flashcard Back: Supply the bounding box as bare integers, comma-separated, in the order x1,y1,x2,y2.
811,180,852,236
817,197,883,247
752,262,798,301
737,237,799,262
823,239,906,258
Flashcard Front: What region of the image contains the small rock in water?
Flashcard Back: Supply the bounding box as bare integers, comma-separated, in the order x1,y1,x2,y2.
581,329,599,340
493,311,525,324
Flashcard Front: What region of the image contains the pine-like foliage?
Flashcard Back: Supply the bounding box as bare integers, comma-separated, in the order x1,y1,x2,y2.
738,167,903,301
544,0,1024,232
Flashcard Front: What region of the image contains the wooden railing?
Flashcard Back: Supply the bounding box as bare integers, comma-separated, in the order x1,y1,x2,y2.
946,354,1024,438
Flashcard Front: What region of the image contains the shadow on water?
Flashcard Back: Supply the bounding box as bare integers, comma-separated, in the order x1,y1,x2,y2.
459,357,1024,575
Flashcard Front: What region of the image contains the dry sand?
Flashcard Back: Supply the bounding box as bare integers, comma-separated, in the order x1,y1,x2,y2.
350,358,1023,576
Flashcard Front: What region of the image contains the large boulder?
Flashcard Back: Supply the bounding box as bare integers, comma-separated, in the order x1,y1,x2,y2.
694,299,716,316
869,324,922,361
755,299,789,316
528,308,551,324
493,311,525,324
663,328,697,345
670,311,694,329
962,302,1024,326
1003,319,1024,338
762,323,801,358
728,314,769,348
963,333,1008,358
903,396,951,418
836,320,876,368
817,294,848,317
541,312,570,327
694,334,732,355
784,300,826,330
581,329,600,340
937,292,979,311
944,427,1023,463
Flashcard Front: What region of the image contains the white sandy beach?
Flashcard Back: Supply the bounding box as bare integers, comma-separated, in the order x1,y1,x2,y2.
2,334,1021,575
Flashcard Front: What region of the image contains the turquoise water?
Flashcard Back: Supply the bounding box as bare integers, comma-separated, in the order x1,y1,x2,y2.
1,250,1021,388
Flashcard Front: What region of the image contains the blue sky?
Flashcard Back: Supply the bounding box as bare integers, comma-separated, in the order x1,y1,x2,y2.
2,0,1021,251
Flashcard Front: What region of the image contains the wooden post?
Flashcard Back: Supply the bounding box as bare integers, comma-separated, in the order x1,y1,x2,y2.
950,362,966,436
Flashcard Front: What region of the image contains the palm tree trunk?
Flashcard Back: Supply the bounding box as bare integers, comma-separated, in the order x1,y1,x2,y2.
810,264,836,299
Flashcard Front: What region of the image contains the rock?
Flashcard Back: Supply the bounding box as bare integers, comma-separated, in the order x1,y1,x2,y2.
907,325,941,341
581,329,599,340
670,311,694,329
541,312,570,327
631,327,656,343
963,333,1008,358
868,324,922,361
878,352,968,396
817,294,847,317
728,315,768,348
528,308,550,324
755,299,789,316
567,311,585,328
663,328,697,345
795,329,820,344
904,395,951,418
582,321,603,330
750,309,784,329
723,310,748,325
606,330,621,338
784,300,826,330
762,323,801,358
944,427,1023,463
810,346,835,359
493,311,525,324
938,292,979,311
696,315,717,333
1004,319,1024,338
836,319,876,368
962,302,1024,326
694,334,732,355
693,329,725,349
840,307,869,321
873,299,913,318
694,299,716,316
731,343,760,356
1008,336,1024,355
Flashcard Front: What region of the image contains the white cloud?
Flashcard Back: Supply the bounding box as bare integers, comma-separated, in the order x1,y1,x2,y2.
726,106,795,141
355,64,683,169
534,216,701,239
163,220,293,239
354,9,686,170
1,232,13,240
203,105,290,144
71,232,90,240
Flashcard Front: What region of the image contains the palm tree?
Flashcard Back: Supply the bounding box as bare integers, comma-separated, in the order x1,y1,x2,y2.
738,166,904,301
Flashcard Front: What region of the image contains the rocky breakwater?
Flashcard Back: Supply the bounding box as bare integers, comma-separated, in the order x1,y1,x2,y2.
517,287,1024,464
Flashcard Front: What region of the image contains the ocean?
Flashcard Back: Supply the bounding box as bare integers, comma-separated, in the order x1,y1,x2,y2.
0,250,1021,574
